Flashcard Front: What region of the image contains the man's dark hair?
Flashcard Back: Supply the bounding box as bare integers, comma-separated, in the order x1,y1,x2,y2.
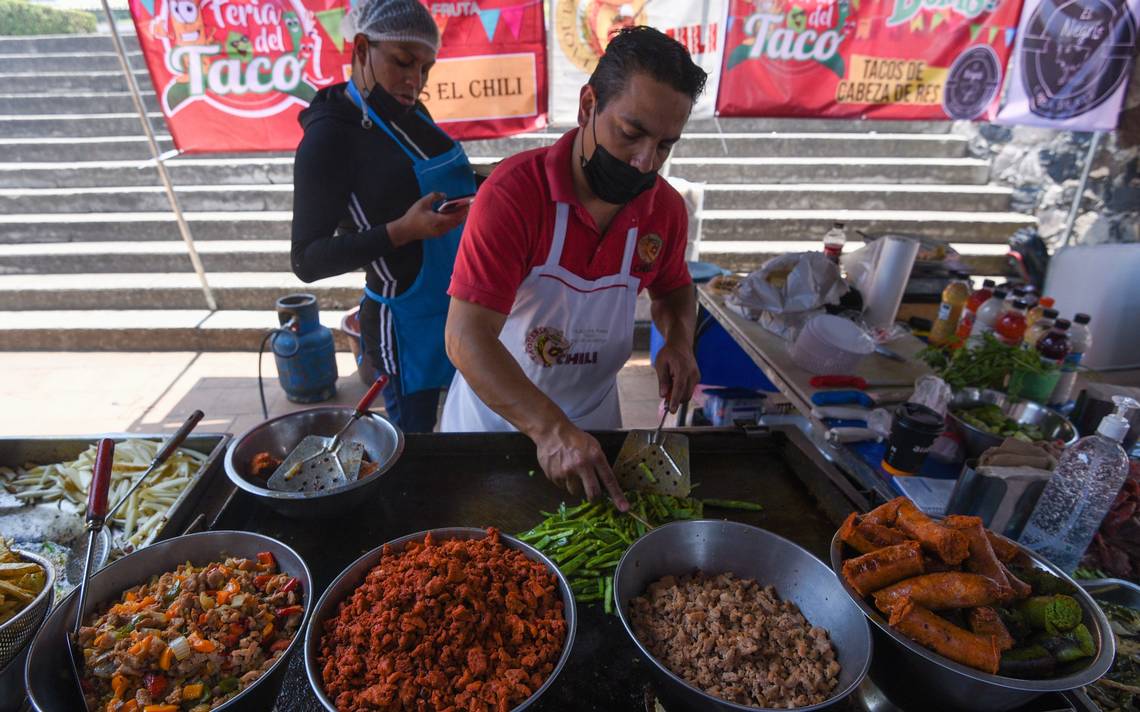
588,26,707,112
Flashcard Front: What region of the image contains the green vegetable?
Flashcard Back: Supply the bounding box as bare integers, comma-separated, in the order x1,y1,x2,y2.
518,491,705,612
702,498,764,511
218,676,239,693
1018,595,1083,635
1000,644,1057,678
954,404,1050,442
638,461,658,484
919,334,1056,391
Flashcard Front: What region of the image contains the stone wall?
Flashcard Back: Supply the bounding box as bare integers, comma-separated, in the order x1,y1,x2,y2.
954,59,1140,247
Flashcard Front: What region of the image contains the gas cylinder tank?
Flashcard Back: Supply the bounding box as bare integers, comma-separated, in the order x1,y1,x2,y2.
272,294,338,403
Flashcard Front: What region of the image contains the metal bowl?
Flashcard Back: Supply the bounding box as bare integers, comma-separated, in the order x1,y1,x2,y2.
25,530,312,712
0,548,55,672
947,388,1079,460
304,527,576,712
614,520,872,711
829,530,1115,712
225,406,404,518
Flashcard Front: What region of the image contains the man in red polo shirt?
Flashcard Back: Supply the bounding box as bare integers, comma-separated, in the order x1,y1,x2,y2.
441,27,705,508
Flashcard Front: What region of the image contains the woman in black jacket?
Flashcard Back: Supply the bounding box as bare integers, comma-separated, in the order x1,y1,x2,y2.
291,0,474,432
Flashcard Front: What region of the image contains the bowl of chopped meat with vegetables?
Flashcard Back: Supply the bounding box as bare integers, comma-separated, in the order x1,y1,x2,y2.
614,520,871,711
24,530,310,712
305,527,575,712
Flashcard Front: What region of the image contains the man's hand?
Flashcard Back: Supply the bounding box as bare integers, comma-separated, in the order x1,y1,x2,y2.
535,421,629,511
654,341,699,413
388,192,468,247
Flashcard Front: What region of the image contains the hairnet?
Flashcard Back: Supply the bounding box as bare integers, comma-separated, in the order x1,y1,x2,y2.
341,0,440,52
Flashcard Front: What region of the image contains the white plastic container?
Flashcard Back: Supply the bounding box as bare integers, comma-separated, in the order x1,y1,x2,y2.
791,314,875,374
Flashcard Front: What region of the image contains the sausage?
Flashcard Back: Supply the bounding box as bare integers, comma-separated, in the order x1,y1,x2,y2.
942,515,1011,592
872,572,1008,613
985,530,1023,564
889,598,1001,674
842,541,925,597
1001,562,1034,600
968,607,1015,652
838,513,912,555
895,499,969,565
862,498,905,527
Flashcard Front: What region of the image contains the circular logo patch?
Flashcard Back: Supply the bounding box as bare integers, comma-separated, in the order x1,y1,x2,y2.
943,45,1003,119
1020,0,1138,119
525,327,572,368
636,233,664,267
554,0,650,74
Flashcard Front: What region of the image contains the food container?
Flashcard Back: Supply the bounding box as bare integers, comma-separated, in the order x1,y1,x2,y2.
25,530,311,712
0,549,53,712
830,531,1115,712
224,406,404,518
304,527,576,712
947,389,1079,460
614,520,872,711
881,402,944,476
946,459,1051,539
1007,368,1062,403
791,314,875,375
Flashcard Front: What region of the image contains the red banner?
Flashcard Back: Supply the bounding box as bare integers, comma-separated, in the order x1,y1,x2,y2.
129,0,351,152
422,0,547,139
716,0,1024,121
128,0,546,152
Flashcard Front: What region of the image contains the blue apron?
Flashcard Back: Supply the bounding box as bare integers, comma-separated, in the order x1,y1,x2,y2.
346,81,476,395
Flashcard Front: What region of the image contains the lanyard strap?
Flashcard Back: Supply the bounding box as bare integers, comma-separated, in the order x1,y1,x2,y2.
346,81,424,163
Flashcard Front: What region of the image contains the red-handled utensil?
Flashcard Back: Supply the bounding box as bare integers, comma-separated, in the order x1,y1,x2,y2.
267,375,389,493
68,437,115,708
106,410,203,521
809,375,912,389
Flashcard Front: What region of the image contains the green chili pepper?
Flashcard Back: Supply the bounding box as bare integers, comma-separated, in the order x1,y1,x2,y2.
638,461,658,484
702,498,764,511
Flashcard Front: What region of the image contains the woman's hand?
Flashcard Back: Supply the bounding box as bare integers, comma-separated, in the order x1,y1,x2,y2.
388,192,469,247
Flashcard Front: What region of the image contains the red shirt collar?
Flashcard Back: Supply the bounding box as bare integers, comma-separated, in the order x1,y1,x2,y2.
543,127,660,214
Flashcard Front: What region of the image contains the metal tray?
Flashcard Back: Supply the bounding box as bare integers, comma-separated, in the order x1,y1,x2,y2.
0,432,236,551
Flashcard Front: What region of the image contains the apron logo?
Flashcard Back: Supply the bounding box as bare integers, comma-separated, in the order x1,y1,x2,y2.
634,233,663,272
525,326,598,367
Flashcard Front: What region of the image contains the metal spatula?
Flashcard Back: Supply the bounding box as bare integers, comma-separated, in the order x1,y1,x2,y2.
613,403,691,497
267,375,387,493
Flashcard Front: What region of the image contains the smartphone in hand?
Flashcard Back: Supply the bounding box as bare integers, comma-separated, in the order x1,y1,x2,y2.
434,194,475,214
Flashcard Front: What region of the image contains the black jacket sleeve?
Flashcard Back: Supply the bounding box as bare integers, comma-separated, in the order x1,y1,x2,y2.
290,118,397,283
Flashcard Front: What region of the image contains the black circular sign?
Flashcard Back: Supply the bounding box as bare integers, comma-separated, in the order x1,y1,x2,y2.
943,45,1004,119
1021,0,1138,119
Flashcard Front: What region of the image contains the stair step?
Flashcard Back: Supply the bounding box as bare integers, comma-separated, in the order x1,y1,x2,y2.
0,33,140,54
0,91,161,115
0,155,986,189
0,309,355,351
0,114,169,139
0,209,1034,245
671,157,991,184
0,240,293,274
0,272,362,310
0,182,1010,215
698,241,1013,275
0,70,153,94
0,52,146,73
0,136,176,162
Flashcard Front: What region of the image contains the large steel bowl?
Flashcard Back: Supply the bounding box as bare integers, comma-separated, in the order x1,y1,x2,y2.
947,388,1079,460
25,530,312,712
304,527,576,712
614,520,872,711
225,406,404,518
829,530,1115,712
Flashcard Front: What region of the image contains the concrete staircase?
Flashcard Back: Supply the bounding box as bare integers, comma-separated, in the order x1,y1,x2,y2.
0,33,1034,351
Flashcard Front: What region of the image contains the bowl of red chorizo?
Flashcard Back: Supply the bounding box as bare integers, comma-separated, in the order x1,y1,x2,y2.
304,527,575,712
830,496,1115,712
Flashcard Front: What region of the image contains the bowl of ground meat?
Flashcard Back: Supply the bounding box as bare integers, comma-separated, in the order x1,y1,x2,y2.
25,530,311,712
305,527,575,712
615,520,871,711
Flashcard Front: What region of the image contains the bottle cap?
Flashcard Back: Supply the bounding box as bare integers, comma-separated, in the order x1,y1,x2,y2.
1012,298,1029,309
993,289,1009,299
1097,395,1139,442
1053,318,1071,330
1074,313,1091,325
982,279,996,288
833,222,845,229
1042,308,1059,319
1040,297,1055,308
1012,287,1027,297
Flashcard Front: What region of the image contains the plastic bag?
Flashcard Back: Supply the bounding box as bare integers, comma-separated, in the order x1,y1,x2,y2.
725,252,847,338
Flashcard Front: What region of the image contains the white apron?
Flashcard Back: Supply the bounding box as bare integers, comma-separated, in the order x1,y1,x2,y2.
441,202,640,432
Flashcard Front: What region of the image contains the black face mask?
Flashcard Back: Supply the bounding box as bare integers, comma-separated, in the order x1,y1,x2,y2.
579,110,657,205
360,46,415,120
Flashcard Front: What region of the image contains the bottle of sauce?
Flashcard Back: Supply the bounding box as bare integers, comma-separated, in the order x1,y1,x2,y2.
1050,313,1093,407
1024,307,1058,348
955,278,995,346
995,298,1029,346
1027,296,1055,328
929,272,970,346
1036,318,1071,366
967,288,1008,349
823,222,846,263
